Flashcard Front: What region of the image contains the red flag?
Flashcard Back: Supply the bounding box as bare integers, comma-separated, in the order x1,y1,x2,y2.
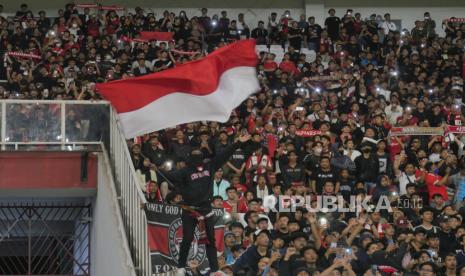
97,40,259,138
139,31,173,41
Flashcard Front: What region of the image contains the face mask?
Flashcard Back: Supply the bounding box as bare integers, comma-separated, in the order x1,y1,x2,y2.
189,153,204,167
72,23,78,28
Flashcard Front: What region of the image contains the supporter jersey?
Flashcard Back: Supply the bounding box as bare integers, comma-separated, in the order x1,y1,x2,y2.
311,168,337,194
222,200,236,214
447,113,462,126
425,173,448,201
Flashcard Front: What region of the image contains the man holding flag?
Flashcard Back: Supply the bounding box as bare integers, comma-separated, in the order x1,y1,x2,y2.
97,40,260,274
161,134,251,274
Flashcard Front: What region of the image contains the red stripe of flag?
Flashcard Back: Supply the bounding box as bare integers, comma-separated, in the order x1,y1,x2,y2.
96,39,257,113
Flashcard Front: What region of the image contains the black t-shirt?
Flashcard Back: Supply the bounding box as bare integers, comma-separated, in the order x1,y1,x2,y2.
281,164,306,186
229,148,246,169
288,27,302,49
142,145,166,166
339,179,353,202
311,168,337,194
324,16,341,38
306,24,322,43
226,27,240,40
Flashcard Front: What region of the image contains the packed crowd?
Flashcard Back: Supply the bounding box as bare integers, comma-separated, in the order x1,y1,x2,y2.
2,2,465,276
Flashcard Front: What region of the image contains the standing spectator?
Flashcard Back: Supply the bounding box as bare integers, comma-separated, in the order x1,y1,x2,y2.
251,21,268,45
267,12,279,44
325,8,341,41
379,13,397,36
354,144,379,191
287,21,303,50
423,12,436,39
411,20,427,44
219,11,230,34
237,13,250,39
304,16,322,51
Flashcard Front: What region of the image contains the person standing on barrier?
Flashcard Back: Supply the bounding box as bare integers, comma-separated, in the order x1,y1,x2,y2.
161,134,252,275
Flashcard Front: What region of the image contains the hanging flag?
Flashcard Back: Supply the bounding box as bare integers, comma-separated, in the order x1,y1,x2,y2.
139,31,174,41
97,39,259,138
145,202,225,274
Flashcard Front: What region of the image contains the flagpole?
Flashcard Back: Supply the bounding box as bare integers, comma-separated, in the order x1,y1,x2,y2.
152,166,177,191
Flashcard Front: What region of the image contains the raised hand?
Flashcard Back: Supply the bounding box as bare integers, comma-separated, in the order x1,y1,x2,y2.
238,134,251,143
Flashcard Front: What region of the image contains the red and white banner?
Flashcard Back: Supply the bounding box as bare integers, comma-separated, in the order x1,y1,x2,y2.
75,3,124,10
74,3,99,9
6,52,41,60
295,130,322,137
389,125,465,136
389,127,444,136
100,5,124,11
145,203,225,274
97,40,259,138
448,18,465,23
446,125,465,134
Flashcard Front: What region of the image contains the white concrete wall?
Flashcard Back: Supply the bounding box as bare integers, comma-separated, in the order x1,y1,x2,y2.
90,152,137,276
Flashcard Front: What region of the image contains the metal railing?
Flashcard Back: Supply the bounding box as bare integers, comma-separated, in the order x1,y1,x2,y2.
109,107,151,276
0,204,91,276
0,100,109,150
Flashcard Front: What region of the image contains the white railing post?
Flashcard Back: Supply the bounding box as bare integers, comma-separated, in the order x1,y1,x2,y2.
108,107,151,276
1,101,6,150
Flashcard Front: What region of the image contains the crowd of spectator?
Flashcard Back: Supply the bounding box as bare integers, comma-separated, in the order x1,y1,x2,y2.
2,2,465,276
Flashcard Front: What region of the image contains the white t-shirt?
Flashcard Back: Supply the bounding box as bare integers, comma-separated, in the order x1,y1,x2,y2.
379,21,397,35
398,172,417,195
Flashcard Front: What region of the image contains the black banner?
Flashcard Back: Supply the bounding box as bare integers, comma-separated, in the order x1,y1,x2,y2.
145,202,225,274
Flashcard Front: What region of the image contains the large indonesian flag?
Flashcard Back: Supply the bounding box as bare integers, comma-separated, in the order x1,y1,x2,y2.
97,40,259,138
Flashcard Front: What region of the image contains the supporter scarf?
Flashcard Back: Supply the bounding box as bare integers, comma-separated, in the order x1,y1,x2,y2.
295,130,322,137
146,181,162,201
446,125,465,134
181,207,214,245
448,18,465,23
389,127,443,136
6,51,41,60
75,4,124,10
389,125,465,136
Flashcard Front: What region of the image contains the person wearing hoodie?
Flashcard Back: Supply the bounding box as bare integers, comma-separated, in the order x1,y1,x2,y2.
355,144,380,192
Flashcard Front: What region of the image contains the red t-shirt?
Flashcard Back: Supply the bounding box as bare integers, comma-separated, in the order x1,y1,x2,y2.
279,60,299,75
263,60,278,71
425,173,448,200
222,200,234,213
